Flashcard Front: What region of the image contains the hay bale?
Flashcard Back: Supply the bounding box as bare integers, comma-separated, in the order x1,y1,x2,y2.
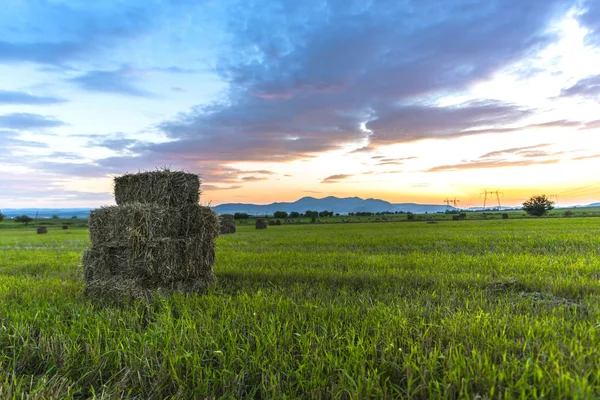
219,214,236,234
268,220,276,226
62,225,69,230
114,169,200,206
275,219,281,226
89,204,218,245
37,226,48,234
83,238,216,284
255,219,267,229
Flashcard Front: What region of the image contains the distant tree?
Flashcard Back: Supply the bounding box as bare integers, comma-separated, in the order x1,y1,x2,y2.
0,211,4,222
304,210,318,219
71,216,78,219
289,211,301,218
52,214,59,219
273,211,288,219
233,212,250,220
406,212,415,220
522,195,555,217
15,215,33,225
318,210,329,218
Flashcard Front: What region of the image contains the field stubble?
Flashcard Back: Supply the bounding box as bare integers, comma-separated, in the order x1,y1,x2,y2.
0,219,599,398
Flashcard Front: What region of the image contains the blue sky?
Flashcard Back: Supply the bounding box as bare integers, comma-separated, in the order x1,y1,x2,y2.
1,0,600,208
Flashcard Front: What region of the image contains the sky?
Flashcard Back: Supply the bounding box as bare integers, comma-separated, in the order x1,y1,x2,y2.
1,0,600,209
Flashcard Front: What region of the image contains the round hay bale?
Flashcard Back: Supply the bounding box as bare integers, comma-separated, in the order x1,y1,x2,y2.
255,219,267,229
62,225,69,230
114,169,200,206
268,220,276,226
37,226,48,234
275,219,281,226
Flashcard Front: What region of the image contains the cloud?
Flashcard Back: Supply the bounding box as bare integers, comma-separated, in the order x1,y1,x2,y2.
480,144,551,158
321,174,353,183
0,90,66,105
560,75,600,98
138,0,569,166
240,175,268,182
202,184,242,191
0,2,155,65
69,67,154,97
579,0,600,45
426,158,561,172
0,113,65,129
348,146,375,154
573,154,600,161
375,157,416,166
367,101,531,145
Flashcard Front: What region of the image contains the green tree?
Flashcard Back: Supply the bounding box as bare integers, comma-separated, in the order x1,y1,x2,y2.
52,214,59,219
15,215,33,225
289,211,300,218
0,211,4,222
522,195,555,217
233,212,250,220
273,211,288,219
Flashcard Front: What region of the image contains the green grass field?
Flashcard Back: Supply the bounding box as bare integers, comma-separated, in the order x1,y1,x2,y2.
1,218,599,398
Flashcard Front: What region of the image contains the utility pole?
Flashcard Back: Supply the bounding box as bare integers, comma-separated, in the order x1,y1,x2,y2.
492,190,503,209
549,194,559,207
481,190,503,210
453,198,460,209
443,198,452,211
480,190,489,210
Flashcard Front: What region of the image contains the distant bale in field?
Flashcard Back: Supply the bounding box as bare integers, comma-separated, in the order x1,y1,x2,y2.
502,213,509,219
83,169,218,301
275,219,281,226
268,220,276,226
255,219,267,229
219,214,236,234
62,225,69,230
37,226,48,234
114,169,200,207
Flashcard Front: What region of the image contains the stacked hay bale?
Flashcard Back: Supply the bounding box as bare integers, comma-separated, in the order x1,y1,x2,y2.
219,214,236,234
37,226,48,234
255,218,267,229
83,170,219,300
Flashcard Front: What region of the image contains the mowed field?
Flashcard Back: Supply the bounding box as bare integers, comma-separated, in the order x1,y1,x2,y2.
0,218,599,399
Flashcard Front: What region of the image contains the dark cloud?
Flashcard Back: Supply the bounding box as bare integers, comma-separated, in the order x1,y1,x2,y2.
367,100,531,144
0,90,66,105
560,75,600,98
144,0,568,165
0,113,65,129
69,68,154,97
321,174,353,183
426,158,561,172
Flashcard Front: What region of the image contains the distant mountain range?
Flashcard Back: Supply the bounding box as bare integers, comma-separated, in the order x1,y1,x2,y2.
212,196,454,215
2,197,599,218
1,208,93,219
